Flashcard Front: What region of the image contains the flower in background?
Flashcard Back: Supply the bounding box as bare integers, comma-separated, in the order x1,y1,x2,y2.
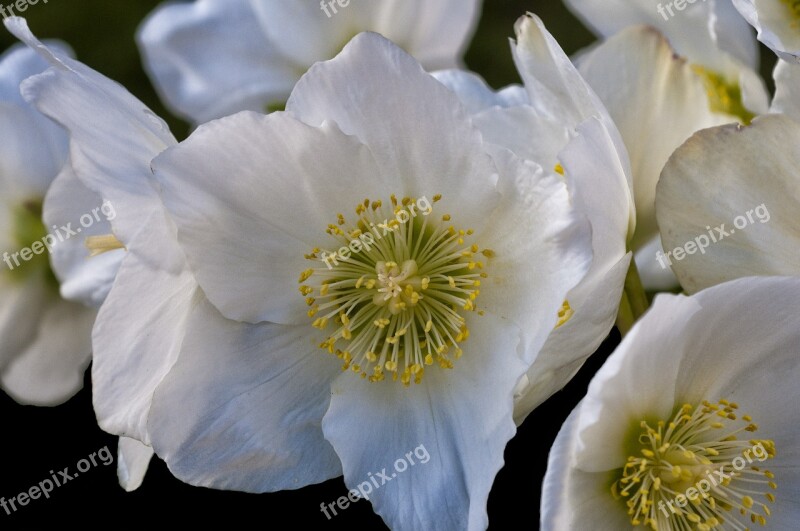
0,40,101,406
733,0,800,63
562,0,770,290
542,276,800,530
433,13,636,421
137,0,483,124
656,60,800,293
7,16,191,491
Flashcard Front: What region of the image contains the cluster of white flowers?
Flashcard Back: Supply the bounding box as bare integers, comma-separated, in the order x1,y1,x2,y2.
1,0,798,529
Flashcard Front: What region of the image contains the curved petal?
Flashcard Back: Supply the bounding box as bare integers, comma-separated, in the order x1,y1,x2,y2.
475,149,592,360
117,437,154,492
151,111,386,325
431,69,528,114
322,312,525,531
92,250,199,444
733,0,800,63
1,291,94,406
148,296,342,492
286,32,501,230
656,115,800,293
772,59,800,121
137,0,298,124
576,25,726,250
43,159,122,308
8,18,180,271
540,407,629,530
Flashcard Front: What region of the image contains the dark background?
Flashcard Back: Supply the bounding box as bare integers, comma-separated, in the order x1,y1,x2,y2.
0,1,776,529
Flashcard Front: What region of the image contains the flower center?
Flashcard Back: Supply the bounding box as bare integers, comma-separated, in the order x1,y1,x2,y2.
5,198,58,289
613,399,777,530
299,194,492,386
691,66,755,125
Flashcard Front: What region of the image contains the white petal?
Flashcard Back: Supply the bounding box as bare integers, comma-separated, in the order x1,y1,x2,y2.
476,149,592,360
772,59,800,121
92,250,199,444
733,0,800,63
564,0,756,71
148,296,342,492
152,111,386,325
657,115,800,293
540,407,630,530
8,18,178,269
287,33,501,230
322,313,525,531
634,235,679,291
138,0,298,124
117,437,154,492
43,160,122,308
577,25,726,250
1,289,94,406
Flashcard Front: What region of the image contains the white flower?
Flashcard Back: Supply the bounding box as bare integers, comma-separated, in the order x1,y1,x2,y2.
733,0,800,63
562,0,770,290
433,14,636,421
655,61,800,293
541,276,800,530
7,16,191,491
137,0,483,124
126,30,590,529
0,39,98,406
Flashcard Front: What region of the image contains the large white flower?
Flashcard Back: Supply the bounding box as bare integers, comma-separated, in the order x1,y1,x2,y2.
733,0,800,63
143,31,594,529
0,40,99,406
563,0,770,289
656,60,800,293
541,276,800,530
433,14,636,422
137,0,483,124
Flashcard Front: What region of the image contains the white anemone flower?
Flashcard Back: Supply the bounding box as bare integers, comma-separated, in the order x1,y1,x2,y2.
433,14,636,422
137,0,483,124
733,0,800,63
656,60,800,293
562,0,770,289
541,276,800,530
142,30,594,529
6,16,191,491
0,41,100,406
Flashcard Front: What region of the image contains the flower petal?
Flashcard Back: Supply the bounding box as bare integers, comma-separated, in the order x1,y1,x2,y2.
117,437,154,492
43,159,122,308
287,32,501,230
657,114,800,293
772,59,800,121
322,312,525,531
151,111,385,325
92,250,199,444
0,288,94,406
733,0,800,63
147,296,342,492
137,0,298,124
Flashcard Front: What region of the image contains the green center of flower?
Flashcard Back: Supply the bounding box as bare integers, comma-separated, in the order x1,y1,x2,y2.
6,198,57,289
299,194,492,386
691,66,755,125
613,399,777,530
